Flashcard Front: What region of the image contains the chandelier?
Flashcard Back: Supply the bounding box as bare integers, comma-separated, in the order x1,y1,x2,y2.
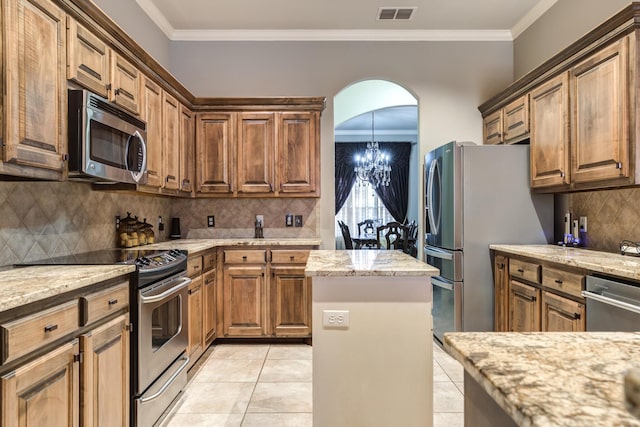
354,111,391,187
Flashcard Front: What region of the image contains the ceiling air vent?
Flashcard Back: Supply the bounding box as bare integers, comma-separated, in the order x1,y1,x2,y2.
377,7,416,20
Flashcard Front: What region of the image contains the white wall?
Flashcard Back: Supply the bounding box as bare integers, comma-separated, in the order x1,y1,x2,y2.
169,40,514,248
92,0,171,68
513,0,629,79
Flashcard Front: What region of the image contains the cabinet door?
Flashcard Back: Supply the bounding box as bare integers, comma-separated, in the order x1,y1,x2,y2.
222,265,267,336
237,112,275,194
162,92,180,190
179,104,195,193
503,95,529,143
140,76,163,188
483,110,503,145
571,36,630,185
196,113,235,194
203,269,216,346
508,280,540,332
187,276,203,358
80,314,129,427
3,0,66,174
66,18,110,98
1,340,80,427
270,266,311,337
542,291,585,332
493,254,509,332
109,51,139,115
530,72,570,189
277,112,319,195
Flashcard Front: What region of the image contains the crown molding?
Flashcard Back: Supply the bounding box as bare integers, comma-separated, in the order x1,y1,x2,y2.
135,0,175,38
511,0,558,39
171,29,513,42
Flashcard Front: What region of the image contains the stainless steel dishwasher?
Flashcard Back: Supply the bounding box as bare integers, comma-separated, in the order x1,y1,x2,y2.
582,275,640,331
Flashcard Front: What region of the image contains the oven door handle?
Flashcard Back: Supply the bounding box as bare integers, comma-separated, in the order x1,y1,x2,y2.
582,290,640,315
140,277,192,303
432,277,454,291
139,355,190,403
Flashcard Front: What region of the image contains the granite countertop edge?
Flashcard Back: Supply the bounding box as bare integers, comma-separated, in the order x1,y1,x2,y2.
141,238,323,254
305,249,439,277
490,244,640,281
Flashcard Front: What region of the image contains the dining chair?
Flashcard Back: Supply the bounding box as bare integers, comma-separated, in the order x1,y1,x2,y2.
358,219,377,236
376,221,409,251
338,220,354,249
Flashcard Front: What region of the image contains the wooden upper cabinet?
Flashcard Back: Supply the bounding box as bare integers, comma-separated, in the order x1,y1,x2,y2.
530,72,570,189
2,0,67,175
483,110,503,145
277,112,319,195
196,112,235,194
67,17,109,98
503,95,529,143
570,36,631,186
237,112,275,194
162,92,180,190
180,104,195,194
109,51,140,115
140,76,163,188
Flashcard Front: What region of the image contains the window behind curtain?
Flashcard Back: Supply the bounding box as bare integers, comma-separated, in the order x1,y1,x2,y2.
335,183,394,248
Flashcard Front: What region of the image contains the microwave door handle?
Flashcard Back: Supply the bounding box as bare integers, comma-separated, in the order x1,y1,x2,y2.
125,130,147,183
427,159,439,235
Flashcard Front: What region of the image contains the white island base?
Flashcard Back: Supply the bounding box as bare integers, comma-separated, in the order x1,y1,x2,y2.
306,250,436,427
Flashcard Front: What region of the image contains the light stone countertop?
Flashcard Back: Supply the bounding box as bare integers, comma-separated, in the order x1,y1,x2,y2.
490,244,640,281
0,265,136,313
305,250,438,277
444,332,640,427
140,238,322,254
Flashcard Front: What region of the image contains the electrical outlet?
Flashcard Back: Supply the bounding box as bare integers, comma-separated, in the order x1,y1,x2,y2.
285,214,293,227
115,215,120,231
294,215,302,227
207,215,215,227
256,215,264,225
322,310,350,328
579,216,587,233
158,216,164,232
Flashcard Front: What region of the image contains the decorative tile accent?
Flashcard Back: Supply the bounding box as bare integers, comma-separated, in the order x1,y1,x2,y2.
570,187,640,252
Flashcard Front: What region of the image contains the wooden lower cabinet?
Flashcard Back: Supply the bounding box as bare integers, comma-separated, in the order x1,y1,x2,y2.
187,276,203,359
80,314,129,427
542,291,585,332
493,255,509,332
508,280,541,332
270,266,311,337
203,269,217,346
222,264,267,337
1,340,80,427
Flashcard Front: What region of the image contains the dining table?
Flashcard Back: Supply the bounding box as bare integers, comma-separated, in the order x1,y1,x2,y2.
351,233,379,249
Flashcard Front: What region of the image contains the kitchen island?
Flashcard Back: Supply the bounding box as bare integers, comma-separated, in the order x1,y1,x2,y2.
305,250,438,427
445,331,640,427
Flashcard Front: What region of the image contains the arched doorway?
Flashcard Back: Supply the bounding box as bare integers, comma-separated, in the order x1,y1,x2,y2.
334,80,419,250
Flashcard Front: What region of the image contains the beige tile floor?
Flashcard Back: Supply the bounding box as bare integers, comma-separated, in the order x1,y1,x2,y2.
161,340,463,427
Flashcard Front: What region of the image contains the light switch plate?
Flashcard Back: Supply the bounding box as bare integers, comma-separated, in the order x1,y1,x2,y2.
207,215,215,227
294,215,302,227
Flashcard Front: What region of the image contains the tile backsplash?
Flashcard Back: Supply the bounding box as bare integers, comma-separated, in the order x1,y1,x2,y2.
0,181,320,266
569,187,640,253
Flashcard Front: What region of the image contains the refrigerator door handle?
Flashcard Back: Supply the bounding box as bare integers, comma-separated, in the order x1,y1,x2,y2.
426,159,439,235
432,277,454,291
424,246,453,260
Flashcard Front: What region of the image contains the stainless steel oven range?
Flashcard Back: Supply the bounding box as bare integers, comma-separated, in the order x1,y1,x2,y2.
18,248,190,427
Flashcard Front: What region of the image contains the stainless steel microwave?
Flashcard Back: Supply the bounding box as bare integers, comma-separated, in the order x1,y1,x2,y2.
68,89,147,184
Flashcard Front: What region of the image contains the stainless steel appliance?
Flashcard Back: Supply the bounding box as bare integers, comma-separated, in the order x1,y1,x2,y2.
18,248,189,427
583,275,640,331
424,141,554,343
68,89,148,184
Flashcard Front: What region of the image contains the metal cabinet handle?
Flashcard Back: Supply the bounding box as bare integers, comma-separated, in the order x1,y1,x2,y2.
242,256,247,261
514,291,536,302
554,279,563,284
549,305,580,320
44,324,58,333
290,256,295,261
108,298,118,305
517,268,525,273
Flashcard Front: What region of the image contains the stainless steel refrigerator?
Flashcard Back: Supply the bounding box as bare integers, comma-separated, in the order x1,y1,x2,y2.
424,141,553,344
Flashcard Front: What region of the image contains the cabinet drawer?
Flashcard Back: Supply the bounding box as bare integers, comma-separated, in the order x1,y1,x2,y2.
187,256,203,277
271,250,309,264
542,267,584,298
81,281,129,326
1,300,79,364
224,250,267,264
509,258,541,283
203,252,216,272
